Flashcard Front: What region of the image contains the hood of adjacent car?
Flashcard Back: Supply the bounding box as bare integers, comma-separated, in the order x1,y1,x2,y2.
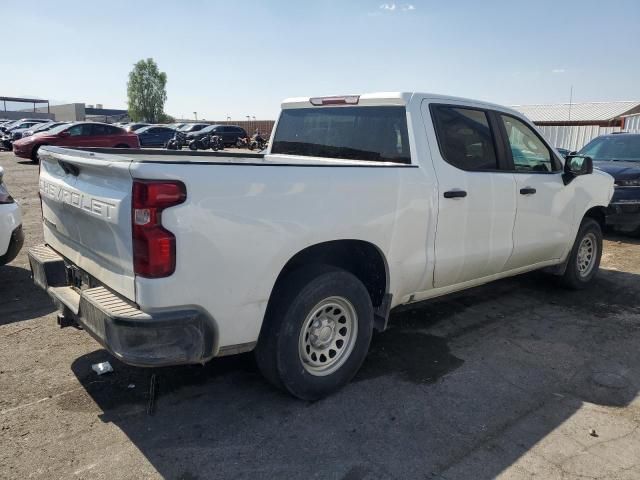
594,160,640,180
14,133,54,145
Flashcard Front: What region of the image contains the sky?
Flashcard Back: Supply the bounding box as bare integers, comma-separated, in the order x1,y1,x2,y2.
1,0,639,120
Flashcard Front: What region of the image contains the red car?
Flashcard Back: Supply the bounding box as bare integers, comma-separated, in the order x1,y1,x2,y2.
12,122,140,162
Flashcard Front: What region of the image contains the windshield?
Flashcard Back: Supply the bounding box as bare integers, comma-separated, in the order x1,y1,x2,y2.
271,106,411,164
579,135,640,162
32,122,58,132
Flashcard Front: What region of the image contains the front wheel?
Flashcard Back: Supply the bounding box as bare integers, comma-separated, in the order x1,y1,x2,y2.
255,266,374,400
30,144,42,163
560,218,603,289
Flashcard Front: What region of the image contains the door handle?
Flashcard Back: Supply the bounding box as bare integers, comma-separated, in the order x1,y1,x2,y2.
443,190,467,199
520,187,537,195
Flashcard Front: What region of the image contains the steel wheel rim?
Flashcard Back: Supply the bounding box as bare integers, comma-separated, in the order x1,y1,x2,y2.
298,296,358,377
577,232,597,277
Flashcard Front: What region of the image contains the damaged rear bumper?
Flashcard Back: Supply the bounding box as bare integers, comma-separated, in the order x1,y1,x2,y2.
28,244,215,367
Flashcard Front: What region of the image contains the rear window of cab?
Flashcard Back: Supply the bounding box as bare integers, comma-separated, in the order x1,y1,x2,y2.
271,106,411,164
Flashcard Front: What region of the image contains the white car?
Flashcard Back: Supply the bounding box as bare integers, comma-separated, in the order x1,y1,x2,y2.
0,167,23,265
28,92,613,399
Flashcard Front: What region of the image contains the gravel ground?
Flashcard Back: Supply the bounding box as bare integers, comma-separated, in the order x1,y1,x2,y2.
1,150,640,480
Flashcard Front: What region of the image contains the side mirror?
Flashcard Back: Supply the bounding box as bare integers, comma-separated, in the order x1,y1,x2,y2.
563,155,593,185
58,131,70,138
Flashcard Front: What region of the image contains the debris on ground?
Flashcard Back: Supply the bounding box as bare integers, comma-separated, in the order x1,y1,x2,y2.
147,374,157,416
91,361,113,376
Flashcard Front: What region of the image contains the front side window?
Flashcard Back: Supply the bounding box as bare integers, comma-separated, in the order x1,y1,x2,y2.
272,106,411,164
501,115,556,172
431,106,498,171
67,124,91,136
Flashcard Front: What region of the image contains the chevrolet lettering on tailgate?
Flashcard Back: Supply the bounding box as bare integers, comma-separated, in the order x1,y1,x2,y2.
39,178,117,222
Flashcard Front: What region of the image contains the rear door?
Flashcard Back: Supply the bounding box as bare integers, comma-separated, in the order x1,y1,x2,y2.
39,148,135,299
496,114,574,268
425,103,517,288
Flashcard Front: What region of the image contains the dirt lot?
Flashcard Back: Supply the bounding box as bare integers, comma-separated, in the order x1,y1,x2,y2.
1,150,640,480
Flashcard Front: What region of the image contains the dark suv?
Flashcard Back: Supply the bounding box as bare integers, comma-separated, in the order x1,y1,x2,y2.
186,125,248,146
579,133,640,235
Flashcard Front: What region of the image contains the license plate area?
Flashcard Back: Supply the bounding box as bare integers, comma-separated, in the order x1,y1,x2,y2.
66,264,96,291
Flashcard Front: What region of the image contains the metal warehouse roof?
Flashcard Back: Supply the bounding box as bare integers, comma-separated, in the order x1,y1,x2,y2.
512,101,640,123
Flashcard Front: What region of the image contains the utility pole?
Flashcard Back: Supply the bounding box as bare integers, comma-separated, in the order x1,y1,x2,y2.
568,85,573,122
194,112,198,121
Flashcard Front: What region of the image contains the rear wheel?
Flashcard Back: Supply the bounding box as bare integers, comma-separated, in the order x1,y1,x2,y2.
560,218,602,289
255,265,374,400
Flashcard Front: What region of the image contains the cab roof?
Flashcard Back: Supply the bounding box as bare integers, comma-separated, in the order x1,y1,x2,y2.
281,92,523,117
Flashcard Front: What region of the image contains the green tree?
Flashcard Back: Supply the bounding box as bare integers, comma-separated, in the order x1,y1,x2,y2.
158,112,175,124
127,58,167,123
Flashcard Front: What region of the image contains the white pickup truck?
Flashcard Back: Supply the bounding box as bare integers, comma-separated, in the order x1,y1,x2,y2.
29,92,614,400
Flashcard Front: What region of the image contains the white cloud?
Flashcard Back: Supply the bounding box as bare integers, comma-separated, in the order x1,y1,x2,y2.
552,68,566,74
377,3,415,13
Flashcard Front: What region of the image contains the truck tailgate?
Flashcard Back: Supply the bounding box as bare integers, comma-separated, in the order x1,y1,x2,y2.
39,147,135,300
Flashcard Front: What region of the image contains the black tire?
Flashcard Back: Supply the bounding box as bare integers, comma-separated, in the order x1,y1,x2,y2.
255,265,374,400
30,144,43,163
560,218,602,289
188,141,198,151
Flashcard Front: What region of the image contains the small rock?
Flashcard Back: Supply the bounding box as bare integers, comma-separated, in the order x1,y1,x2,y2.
589,428,599,437
127,384,135,389
91,361,113,375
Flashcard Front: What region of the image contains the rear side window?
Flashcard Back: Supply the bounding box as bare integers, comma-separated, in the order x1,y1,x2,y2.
107,125,124,135
271,106,411,164
431,106,498,171
91,124,108,136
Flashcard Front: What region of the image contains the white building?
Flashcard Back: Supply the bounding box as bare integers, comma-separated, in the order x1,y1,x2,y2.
512,101,640,151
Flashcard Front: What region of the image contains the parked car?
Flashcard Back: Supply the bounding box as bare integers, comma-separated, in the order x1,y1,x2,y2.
0,167,23,266
186,124,247,147
179,123,209,133
0,118,50,133
578,133,640,235
123,122,150,132
28,92,613,400
1,121,48,149
136,125,177,147
21,121,69,138
13,122,140,162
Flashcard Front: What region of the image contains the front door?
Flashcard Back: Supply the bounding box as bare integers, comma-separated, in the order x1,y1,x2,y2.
425,103,517,288
497,114,574,269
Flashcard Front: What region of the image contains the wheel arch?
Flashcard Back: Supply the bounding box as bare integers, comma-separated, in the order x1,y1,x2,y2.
263,239,391,333
583,205,607,231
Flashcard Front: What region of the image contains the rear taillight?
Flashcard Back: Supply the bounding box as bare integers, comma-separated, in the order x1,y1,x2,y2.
132,180,186,278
